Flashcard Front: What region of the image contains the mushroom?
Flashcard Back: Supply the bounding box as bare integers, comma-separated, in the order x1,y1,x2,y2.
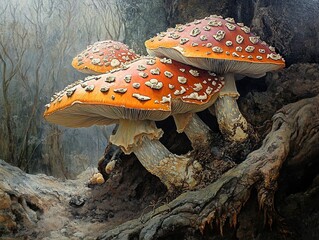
44,56,224,189
72,40,140,74
72,40,140,179
145,15,285,142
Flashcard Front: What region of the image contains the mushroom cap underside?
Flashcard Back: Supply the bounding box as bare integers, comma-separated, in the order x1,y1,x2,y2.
145,15,285,75
72,40,140,74
44,57,224,127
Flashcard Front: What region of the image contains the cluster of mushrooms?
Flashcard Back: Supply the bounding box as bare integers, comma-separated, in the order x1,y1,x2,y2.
44,15,285,190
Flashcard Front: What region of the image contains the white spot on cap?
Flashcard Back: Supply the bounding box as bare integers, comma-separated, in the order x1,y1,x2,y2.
113,88,127,93
132,83,140,89
193,83,203,91
212,46,223,53
145,79,163,89
160,58,172,64
105,76,116,82
137,64,146,71
178,76,187,84
132,93,151,101
139,72,148,78
168,84,175,89
206,86,213,95
174,86,186,95
150,68,160,75
190,27,201,37
176,25,185,32
124,75,132,83
189,69,200,77
85,85,95,92
146,59,156,65
180,38,189,45
245,46,255,53
183,92,208,100
164,71,173,78
249,36,260,44
241,26,250,33
225,17,235,23
225,23,236,31
169,33,180,39
91,58,101,65
232,52,240,57
200,35,208,41
267,53,282,60
92,47,99,53
110,59,120,67
100,86,110,92
160,94,171,103
208,20,222,27
236,46,243,52
225,40,233,46
236,35,244,44
213,30,226,41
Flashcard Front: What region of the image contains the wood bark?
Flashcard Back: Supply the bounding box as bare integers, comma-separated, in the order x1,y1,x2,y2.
97,95,319,240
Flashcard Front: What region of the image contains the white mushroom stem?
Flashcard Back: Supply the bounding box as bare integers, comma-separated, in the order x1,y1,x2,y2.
109,119,202,189
173,113,212,149
212,72,249,142
134,137,202,189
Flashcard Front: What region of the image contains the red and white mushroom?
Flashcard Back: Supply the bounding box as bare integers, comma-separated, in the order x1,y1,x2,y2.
72,40,140,74
72,40,141,179
44,56,224,189
145,15,285,142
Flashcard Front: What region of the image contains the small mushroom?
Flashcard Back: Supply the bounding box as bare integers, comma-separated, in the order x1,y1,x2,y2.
72,40,140,74
145,15,285,142
44,57,224,190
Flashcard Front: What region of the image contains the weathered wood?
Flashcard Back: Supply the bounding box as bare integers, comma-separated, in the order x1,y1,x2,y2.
97,95,319,240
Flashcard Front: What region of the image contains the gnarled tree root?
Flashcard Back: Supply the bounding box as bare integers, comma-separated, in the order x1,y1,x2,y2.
97,95,319,240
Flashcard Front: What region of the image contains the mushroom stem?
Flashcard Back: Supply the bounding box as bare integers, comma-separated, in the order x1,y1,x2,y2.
109,119,202,190
212,73,249,142
173,113,212,149
133,137,202,190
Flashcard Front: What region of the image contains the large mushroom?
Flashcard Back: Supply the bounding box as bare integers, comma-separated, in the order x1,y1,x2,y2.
71,40,140,180
72,40,140,74
145,15,285,142
44,56,224,189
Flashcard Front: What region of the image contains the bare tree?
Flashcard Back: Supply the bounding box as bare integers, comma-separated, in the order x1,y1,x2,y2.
0,3,28,165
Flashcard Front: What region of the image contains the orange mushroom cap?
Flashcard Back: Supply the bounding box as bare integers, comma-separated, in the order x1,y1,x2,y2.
44,56,224,127
145,15,285,77
72,40,140,74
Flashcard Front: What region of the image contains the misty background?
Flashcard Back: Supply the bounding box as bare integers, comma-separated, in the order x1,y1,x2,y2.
0,0,137,178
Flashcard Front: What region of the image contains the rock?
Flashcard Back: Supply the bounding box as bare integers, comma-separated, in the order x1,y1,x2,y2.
0,157,166,239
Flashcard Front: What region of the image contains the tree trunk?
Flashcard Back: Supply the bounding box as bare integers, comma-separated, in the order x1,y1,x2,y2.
97,95,319,240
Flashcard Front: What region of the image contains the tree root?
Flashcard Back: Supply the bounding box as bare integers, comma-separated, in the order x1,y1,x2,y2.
97,95,319,240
